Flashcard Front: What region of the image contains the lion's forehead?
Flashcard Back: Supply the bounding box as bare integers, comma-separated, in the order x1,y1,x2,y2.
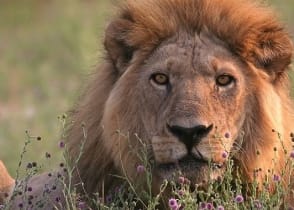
146,32,239,76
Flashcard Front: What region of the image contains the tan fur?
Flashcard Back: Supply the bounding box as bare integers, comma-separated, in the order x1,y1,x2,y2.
1,0,294,208
0,161,14,204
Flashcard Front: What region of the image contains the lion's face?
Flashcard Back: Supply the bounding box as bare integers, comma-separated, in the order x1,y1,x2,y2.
141,33,249,183
102,32,251,187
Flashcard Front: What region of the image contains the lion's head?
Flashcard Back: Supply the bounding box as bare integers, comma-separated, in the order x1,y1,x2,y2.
67,0,294,198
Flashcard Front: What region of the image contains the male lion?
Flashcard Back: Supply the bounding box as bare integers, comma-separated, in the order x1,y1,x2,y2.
1,0,294,208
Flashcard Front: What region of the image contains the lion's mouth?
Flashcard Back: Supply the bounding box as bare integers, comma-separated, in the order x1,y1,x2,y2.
154,154,225,184
157,155,205,171
156,154,223,173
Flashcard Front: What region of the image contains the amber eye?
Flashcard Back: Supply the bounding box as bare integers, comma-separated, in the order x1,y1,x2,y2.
216,74,234,86
151,73,169,85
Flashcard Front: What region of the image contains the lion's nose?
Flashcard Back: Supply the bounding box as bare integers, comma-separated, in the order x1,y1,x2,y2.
167,123,213,151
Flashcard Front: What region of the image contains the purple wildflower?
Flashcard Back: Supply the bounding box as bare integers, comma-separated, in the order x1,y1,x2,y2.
178,176,185,184
184,178,191,185
235,194,244,203
106,194,112,204
168,198,178,210
224,132,230,138
178,190,184,196
217,205,225,210
254,200,262,209
222,151,228,159
200,202,207,209
27,186,32,192
273,174,281,182
136,165,145,173
206,202,213,209
18,203,23,208
55,197,61,202
290,151,294,159
77,201,87,209
59,141,65,148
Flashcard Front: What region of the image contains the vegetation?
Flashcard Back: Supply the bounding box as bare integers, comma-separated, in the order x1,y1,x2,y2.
0,0,112,173
2,123,294,209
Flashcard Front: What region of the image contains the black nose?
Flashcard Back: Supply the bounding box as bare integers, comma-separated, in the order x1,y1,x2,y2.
167,123,213,151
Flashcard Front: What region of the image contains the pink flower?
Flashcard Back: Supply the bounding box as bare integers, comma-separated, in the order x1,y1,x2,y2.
253,200,262,209
59,141,65,148
217,205,225,210
290,151,294,159
200,202,207,209
273,174,281,182
235,194,244,203
178,176,185,184
168,198,179,210
178,190,184,196
206,202,213,209
78,201,87,209
222,151,228,159
136,165,145,173
224,132,230,138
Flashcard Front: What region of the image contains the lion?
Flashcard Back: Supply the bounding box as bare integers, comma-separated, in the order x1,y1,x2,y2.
1,0,294,208
0,161,14,204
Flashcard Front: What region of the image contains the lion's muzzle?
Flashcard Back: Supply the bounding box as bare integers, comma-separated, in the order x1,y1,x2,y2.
167,123,213,152
150,122,222,180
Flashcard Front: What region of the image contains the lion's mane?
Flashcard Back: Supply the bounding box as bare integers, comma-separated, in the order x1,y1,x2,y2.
66,0,293,199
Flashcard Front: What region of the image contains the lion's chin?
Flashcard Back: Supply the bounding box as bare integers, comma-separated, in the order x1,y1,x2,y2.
154,155,224,188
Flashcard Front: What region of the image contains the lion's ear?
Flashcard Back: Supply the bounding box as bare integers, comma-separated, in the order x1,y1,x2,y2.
104,19,135,73
249,29,293,78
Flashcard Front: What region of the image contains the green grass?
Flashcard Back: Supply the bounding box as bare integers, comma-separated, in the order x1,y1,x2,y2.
0,0,112,174
3,130,294,209
0,0,293,177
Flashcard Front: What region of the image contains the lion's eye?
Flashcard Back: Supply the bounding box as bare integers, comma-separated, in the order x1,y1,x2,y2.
151,73,169,85
216,74,234,86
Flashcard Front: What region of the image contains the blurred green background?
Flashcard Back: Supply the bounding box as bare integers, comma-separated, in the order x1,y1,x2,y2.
0,0,293,175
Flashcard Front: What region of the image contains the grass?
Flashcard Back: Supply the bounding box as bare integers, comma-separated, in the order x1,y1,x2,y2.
0,0,112,174
2,128,294,209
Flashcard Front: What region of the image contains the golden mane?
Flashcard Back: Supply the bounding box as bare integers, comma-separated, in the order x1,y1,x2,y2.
114,0,292,73
66,0,293,199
